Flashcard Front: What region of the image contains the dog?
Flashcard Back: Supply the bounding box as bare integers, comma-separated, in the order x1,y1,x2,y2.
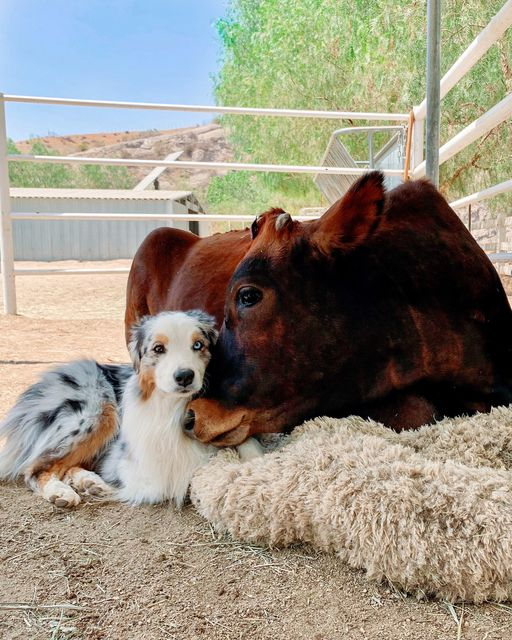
0,310,262,507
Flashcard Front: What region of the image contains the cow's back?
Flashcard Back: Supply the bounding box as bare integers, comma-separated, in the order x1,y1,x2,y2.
349,180,512,407
125,226,252,340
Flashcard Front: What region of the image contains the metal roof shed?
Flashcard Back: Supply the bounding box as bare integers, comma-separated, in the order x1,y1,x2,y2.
10,188,206,261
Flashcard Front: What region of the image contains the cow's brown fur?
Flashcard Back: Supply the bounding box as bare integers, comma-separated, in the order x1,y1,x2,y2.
125,228,252,340
125,173,512,445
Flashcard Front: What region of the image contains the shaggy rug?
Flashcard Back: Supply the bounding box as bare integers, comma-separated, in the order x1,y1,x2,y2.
190,407,512,603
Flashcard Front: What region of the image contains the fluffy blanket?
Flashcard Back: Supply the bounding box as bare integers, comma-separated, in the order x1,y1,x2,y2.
191,407,512,603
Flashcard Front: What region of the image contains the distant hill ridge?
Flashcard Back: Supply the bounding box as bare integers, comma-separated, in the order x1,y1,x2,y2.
16,124,233,192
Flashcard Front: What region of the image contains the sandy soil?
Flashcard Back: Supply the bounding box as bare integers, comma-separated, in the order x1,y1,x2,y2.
1,264,512,640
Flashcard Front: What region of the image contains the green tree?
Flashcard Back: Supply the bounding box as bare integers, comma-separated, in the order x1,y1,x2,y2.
77,164,133,189
211,0,511,213
8,140,73,188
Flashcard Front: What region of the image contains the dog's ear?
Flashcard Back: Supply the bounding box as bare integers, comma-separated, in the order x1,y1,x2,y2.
202,322,219,349
128,318,148,372
188,310,219,348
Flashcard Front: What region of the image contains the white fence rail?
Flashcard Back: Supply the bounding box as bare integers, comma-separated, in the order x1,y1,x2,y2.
0,96,411,314
14,267,130,276
0,96,16,313
11,212,313,222
412,91,512,178
1,0,512,314
450,179,512,209
8,152,405,177
414,0,512,121
3,94,409,121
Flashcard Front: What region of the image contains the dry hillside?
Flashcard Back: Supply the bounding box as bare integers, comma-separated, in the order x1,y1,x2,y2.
16,123,233,194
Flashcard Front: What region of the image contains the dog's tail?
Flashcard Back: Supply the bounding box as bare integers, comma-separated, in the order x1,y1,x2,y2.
0,360,128,481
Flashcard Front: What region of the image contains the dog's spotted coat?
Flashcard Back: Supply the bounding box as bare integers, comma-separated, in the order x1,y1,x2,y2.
0,311,262,507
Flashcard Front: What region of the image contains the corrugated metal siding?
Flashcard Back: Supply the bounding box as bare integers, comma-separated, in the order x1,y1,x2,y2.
11,197,191,260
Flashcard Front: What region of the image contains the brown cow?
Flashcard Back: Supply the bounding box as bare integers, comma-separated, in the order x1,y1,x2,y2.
126,172,512,445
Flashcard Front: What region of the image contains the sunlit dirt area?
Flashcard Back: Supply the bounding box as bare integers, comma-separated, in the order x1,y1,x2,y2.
1,262,511,639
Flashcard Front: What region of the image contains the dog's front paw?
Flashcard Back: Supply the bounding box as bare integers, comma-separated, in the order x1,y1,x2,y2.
41,477,81,508
236,437,264,462
65,469,114,497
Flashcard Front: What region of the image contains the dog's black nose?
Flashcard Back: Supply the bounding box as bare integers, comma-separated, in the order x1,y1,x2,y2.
174,368,195,387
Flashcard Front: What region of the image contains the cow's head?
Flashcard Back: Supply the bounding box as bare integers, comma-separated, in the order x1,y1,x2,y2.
191,171,387,445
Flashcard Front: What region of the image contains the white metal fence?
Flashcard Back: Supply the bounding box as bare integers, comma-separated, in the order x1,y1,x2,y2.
1,0,512,314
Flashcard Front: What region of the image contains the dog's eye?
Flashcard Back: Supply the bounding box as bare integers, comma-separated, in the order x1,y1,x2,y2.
192,340,204,351
153,344,166,354
236,286,263,308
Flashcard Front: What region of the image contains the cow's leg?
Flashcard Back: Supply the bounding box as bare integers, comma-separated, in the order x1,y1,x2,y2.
125,227,199,343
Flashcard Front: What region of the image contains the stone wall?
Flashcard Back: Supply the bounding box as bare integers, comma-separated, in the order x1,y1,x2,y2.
502,275,512,297
454,203,512,278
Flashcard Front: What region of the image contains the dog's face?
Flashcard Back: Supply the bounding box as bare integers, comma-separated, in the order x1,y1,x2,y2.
129,311,218,400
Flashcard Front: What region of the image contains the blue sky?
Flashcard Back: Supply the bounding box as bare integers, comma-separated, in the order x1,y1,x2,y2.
0,0,228,141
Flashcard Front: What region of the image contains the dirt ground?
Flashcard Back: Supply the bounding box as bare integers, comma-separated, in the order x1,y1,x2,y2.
1,262,512,640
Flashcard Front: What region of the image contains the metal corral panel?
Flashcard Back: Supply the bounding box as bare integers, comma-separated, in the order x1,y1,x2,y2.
373,132,405,191
10,190,198,261
313,138,359,204
314,127,406,204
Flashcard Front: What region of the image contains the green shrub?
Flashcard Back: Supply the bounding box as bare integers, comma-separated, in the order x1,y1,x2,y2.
210,0,512,213
8,140,135,189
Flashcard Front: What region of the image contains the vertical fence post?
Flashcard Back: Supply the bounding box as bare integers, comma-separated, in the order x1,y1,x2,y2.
0,93,17,314
497,212,506,254
411,114,424,172
425,0,442,187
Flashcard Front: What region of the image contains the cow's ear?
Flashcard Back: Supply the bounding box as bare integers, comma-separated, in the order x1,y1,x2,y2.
311,171,386,254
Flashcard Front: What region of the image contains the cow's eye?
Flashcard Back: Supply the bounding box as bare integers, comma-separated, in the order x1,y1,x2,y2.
192,340,204,351
236,286,263,308
153,344,166,354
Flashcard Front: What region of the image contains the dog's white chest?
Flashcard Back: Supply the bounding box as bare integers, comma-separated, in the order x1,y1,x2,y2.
111,377,214,505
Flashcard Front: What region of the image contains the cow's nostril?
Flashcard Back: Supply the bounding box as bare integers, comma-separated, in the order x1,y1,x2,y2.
174,368,195,387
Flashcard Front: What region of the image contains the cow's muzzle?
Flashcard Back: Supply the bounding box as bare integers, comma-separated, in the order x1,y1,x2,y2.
190,398,250,446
